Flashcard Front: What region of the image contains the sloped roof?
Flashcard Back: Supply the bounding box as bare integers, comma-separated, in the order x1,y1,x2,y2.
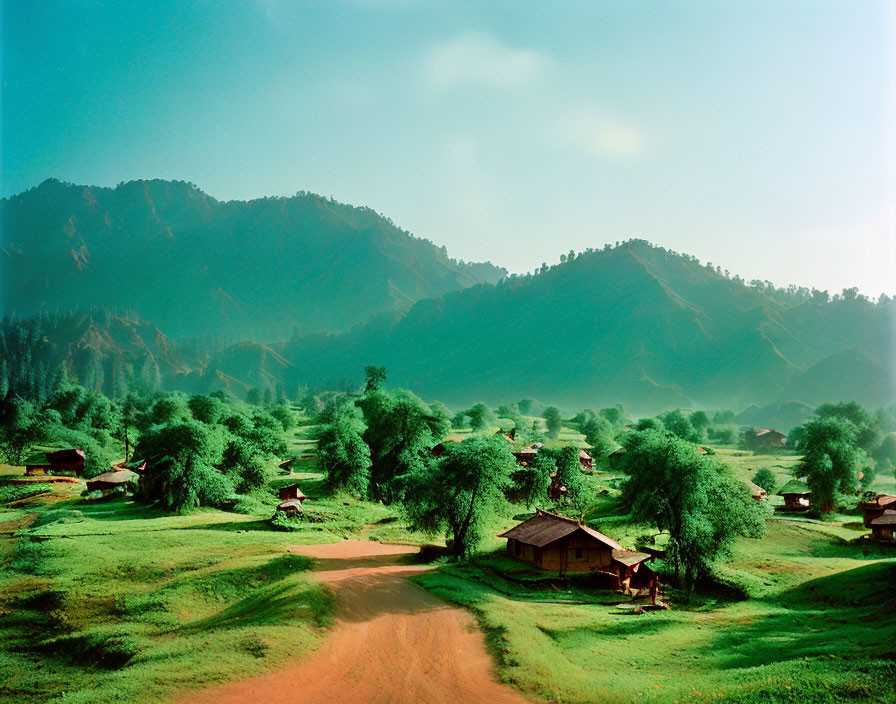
778,479,810,495
88,469,138,485
611,549,653,567
278,499,305,511
744,480,768,497
860,494,896,510
498,509,623,550
871,510,896,526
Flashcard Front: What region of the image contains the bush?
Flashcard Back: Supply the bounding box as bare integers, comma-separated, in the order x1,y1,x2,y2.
29,509,85,529
753,468,777,493
0,483,53,504
38,627,140,669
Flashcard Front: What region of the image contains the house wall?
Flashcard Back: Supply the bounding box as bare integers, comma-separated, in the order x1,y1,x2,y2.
506,536,615,574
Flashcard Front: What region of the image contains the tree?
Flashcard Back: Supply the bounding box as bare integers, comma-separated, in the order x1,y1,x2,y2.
466,403,495,432
401,436,514,559
752,467,777,494
364,365,388,393
317,402,371,497
555,445,593,520
188,394,226,426
796,417,864,514
511,452,552,509
135,419,232,513
815,401,878,451
269,403,297,432
872,433,896,470
581,415,615,458
0,397,55,464
357,389,442,502
659,410,701,443
620,430,765,598
543,406,562,439
689,411,710,435
517,399,535,416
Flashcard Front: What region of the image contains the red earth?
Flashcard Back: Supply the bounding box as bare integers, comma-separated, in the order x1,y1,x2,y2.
172,539,533,704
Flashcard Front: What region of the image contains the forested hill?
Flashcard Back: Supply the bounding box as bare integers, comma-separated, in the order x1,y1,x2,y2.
271,240,895,411
1,178,506,339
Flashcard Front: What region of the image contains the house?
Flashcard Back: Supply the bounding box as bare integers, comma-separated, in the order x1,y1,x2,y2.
869,510,896,543
858,494,896,528
86,469,139,495
579,449,593,470
25,448,86,477
777,479,811,510
744,480,768,501
498,509,655,589
743,428,786,451
547,476,568,501
278,484,307,502
512,443,541,466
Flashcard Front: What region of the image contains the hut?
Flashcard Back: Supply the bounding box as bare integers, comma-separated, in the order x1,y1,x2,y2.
743,428,786,451
858,494,896,528
512,443,543,466
24,450,52,475
46,449,86,476
278,483,307,502
498,509,654,588
86,469,139,495
547,476,568,501
579,449,593,470
777,479,811,510
277,499,306,516
744,480,768,501
869,510,896,543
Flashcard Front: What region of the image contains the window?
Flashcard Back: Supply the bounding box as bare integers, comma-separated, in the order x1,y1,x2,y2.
575,548,585,560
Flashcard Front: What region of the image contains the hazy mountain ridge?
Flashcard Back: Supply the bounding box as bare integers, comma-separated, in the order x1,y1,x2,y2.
1,178,506,339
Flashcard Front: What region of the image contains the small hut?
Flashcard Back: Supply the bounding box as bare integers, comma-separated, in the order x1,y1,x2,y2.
498,509,654,588
277,499,306,516
579,449,593,470
777,479,811,510
86,469,139,495
278,484,307,502
858,494,896,528
743,428,787,451
46,449,86,476
744,480,768,501
870,510,896,543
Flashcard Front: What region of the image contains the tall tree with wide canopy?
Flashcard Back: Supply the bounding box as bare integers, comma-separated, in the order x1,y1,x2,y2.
620,430,765,597
795,417,864,513
401,435,515,559
317,401,372,498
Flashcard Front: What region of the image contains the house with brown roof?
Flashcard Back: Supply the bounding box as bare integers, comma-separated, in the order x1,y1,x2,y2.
744,480,768,501
86,469,139,495
743,428,786,451
24,447,86,477
869,510,896,543
498,509,655,590
276,483,308,516
858,494,896,528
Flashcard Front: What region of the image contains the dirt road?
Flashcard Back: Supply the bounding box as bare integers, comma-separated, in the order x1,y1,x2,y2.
174,539,532,704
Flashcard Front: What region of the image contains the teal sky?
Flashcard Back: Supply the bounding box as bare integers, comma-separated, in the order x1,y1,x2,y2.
3,0,894,295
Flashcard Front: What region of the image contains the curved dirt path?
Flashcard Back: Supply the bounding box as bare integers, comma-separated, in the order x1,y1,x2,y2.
174,539,532,704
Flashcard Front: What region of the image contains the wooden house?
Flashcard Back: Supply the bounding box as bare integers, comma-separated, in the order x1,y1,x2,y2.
858,494,896,528
777,479,811,510
498,509,654,589
744,428,786,451
579,450,593,470
278,484,307,502
870,510,896,543
86,469,139,495
512,445,540,466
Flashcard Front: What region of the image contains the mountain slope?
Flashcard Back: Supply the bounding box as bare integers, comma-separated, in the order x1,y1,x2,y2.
1,179,506,339
269,241,894,412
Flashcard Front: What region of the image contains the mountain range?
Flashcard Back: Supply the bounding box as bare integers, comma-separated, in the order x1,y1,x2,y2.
2,179,893,415
1,178,505,340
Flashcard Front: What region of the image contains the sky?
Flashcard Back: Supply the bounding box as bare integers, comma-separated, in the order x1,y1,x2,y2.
2,0,895,295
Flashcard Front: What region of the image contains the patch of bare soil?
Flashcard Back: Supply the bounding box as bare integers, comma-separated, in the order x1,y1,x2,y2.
172,539,532,704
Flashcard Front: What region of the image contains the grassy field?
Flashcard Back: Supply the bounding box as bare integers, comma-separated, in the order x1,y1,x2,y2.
413,442,896,704
0,456,424,704
2,426,895,704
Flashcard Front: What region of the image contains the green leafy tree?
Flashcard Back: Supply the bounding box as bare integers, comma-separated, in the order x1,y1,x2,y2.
659,410,701,443
511,452,552,509
752,467,777,494
635,417,663,432
187,394,226,426
0,397,56,464
268,403,297,432
364,365,388,392
690,411,710,435
581,415,615,457
517,399,535,416
317,402,372,497
796,417,864,514
401,435,514,559
620,430,765,598
135,419,232,512
554,445,594,519
713,410,735,425
815,401,878,451
466,403,496,432
543,406,563,439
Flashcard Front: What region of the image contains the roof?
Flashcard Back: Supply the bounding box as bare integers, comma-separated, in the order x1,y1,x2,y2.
611,549,653,567
498,509,623,550
46,449,85,462
744,480,768,497
278,499,305,511
754,428,785,437
871,510,896,526
87,469,138,485
860,494,896,510
579,449,592,460
280,484,307,499
778,479,810,495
